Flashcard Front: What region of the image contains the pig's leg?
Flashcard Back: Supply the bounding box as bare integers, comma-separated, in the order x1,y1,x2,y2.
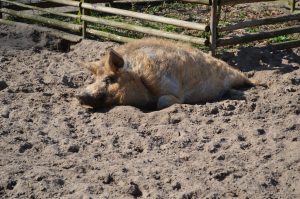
227,89,246,100
157,95,182,109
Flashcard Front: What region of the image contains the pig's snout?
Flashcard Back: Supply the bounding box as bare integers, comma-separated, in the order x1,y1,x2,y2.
76,91,106,108
76,91,92,105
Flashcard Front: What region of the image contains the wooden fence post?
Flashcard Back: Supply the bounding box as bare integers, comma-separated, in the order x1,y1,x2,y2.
217,1,222,22
290,0,296,13
0,0,2,19
80,0,86,39
209,0,218,56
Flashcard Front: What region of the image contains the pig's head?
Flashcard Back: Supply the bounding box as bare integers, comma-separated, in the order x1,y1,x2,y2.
76,49,150,109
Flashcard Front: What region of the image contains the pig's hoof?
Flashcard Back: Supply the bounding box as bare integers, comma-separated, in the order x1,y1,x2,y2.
157,95,182,109
227,89,245,100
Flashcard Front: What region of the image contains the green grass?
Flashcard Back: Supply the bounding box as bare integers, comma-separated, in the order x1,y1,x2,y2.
163,24,177,32
268,35,291,43
218,20,231,27
245,27,259,33
237,11,247,20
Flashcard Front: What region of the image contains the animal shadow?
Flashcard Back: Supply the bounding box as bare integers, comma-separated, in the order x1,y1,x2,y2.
221,47,300,73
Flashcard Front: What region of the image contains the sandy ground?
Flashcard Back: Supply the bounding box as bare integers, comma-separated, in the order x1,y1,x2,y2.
0,20,300,199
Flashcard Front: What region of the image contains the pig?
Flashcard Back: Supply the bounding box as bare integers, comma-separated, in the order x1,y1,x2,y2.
76,37,253,109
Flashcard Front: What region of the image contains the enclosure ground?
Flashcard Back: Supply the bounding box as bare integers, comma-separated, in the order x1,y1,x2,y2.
0,6,300,198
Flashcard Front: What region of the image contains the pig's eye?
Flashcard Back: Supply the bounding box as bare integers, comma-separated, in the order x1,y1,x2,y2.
103,76,118,84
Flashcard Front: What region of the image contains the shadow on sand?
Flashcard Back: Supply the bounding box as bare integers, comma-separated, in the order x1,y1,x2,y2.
220,47,300,73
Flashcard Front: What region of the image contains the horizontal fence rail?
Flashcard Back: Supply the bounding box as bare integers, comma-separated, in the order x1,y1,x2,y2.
267,40,300,50
0,8,81,32
180,0,211,4
44,0,80,7
81,15,207,45
1,0,79,19
46,0,210,31
220,0,288,5
218,25,300,46
86,28,135,43
220,13,300,32
3,1,67,11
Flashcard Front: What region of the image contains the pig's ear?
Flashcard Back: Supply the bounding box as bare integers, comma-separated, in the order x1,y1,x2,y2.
108,49,124,72
80,61,100,75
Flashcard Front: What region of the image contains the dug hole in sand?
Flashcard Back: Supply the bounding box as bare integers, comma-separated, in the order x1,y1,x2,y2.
0,23,299,198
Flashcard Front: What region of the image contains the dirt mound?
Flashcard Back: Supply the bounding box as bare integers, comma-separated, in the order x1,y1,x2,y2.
0,23,299,199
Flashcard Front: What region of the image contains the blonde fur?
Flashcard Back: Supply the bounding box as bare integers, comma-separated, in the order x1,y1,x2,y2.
77,38,252,109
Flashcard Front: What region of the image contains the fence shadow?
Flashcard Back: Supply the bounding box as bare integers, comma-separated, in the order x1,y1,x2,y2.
220,47,300,73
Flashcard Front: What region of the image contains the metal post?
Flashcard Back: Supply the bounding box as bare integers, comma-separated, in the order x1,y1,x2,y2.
209,0,218,56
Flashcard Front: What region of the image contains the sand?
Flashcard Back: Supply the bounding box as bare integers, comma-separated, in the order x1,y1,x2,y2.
0,21,299,199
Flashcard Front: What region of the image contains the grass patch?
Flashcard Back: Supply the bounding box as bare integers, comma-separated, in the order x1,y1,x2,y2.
245,27,259,33
163,24,177,32
268,35,291,43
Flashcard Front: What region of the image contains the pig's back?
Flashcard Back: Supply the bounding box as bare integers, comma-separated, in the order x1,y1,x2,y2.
115,38,202,74
115,38,249,103
114,38,215,97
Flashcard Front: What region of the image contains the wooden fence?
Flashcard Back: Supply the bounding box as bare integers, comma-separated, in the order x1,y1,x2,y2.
211,0,300,55
0,0,299,56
